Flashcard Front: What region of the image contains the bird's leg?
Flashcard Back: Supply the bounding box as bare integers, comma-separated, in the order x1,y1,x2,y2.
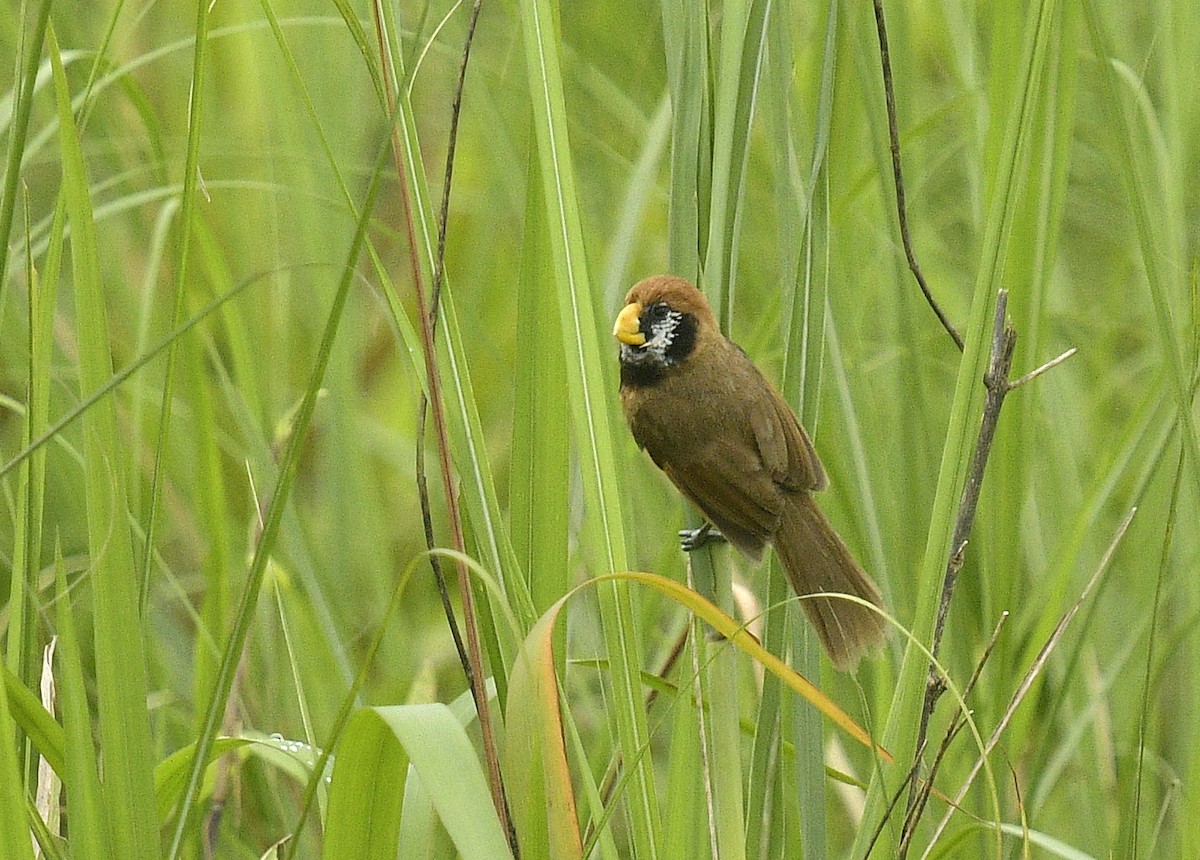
678,522,726,552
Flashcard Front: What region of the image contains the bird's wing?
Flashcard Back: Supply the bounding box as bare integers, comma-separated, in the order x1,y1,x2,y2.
747,372,828,492
658,445,778,560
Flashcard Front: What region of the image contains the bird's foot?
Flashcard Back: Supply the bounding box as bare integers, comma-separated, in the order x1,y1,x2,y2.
678,523,726,552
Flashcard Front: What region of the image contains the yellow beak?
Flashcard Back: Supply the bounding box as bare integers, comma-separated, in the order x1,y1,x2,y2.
613,302,646,346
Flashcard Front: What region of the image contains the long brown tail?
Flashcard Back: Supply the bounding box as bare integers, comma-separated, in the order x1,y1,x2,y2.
773,494,887,671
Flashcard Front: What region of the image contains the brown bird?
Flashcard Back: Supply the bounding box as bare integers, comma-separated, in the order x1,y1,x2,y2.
614,274,886,670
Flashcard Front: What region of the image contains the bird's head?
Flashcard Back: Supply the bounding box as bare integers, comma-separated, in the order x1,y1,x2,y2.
613,275,717,386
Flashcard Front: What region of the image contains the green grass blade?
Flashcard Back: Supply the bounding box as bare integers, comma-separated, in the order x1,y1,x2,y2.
853,0,1066,851
1080,0,1200,512
324,704,512,859
49,25,158,858
518,0,662,853
376,33,535,657
153,737,252,822
655,4,716,856
180,308,236,737
982,0,1081,698
504,607,584,859
435,282,534,646
510,153,569,615
3,0,56,712
0,269,264,483
927,821,1099,860
232,0,544,795
394,765,437,859
0,653,34,859
765,2,841,855
690,558,746,860
658,0,710,279
327,0,386,106
165,123,393,860
8,198,60,694
53,548,110,860
138,0,211,609
702,0,768,320
324,709,407,860
661,640,706,860
0,0,52,287
2,665,63,777
701,0,749,311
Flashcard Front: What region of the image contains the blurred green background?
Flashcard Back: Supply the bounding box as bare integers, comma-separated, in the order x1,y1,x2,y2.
2,0,1198,856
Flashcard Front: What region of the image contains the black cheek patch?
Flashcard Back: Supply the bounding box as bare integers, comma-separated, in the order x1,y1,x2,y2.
663,313,697,365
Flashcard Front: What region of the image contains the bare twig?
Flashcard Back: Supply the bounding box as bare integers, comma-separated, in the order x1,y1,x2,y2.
865,608,1004,857
414,419,470,669
898,291,1015,852
863,735,931,858
424,0,484,329
414,0,487,714
871,0,964,351
930,294,1016,655
1010,346,1077,389
896,289,1074,852
919,509,1136,858
370,2,516,852
896,612,1007,856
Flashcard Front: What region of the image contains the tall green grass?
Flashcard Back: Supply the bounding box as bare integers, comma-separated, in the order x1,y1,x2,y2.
1,0,1197,857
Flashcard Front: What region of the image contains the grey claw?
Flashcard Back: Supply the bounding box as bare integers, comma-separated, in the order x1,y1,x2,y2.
678,523,726,552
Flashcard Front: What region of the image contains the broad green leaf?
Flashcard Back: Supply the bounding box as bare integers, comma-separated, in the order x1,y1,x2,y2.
0,654,35,860
54,551,109,860
324,704,512,859
50,26,158,858
505,609,584,860
155,738,253,822
2,665,64,778
517,0,661,854
506,570,902,860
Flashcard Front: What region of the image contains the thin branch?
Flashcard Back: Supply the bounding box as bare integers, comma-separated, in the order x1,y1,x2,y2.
414,0,486,679
865,605,1001,859
871,0,964,351
952,611,1006,711
887,285,1079,852
863,613,1001,857
430,0,482,327
900,291,1015,850
862,734,931,858
1010,346,1077,389
415,414,471,672
896,612,1007,856
370,2,516,853
919,509,1136,857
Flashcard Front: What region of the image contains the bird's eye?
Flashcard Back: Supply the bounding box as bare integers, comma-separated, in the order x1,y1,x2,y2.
644,303,671,325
